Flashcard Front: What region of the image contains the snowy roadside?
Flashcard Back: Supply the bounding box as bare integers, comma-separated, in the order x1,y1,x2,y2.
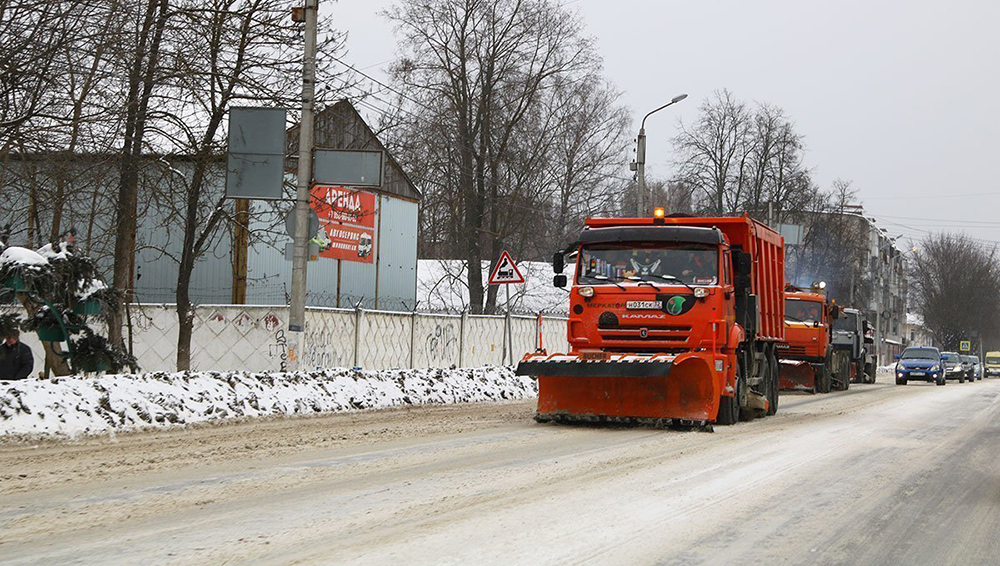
0,367,536,440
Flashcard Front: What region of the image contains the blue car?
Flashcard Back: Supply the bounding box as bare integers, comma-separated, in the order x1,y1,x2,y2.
895,346,945,386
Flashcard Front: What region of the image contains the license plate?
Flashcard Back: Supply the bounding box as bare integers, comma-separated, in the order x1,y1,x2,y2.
910,371,925,376
627,300,662,310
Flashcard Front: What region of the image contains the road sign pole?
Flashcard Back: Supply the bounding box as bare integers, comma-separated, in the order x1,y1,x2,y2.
505,283,512,366
288,0,318,371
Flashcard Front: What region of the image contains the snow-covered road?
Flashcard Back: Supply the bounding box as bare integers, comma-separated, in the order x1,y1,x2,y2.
2,375,1000,565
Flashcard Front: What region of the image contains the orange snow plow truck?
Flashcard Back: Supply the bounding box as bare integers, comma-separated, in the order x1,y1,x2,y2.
516,213,785,426
777,285,845,393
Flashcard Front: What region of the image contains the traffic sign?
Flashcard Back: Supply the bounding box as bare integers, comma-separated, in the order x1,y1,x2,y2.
960,340,971,352
488,250,525,285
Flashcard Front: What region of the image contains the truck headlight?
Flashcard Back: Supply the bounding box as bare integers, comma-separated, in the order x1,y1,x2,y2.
694,287,709,298
577,286,594,298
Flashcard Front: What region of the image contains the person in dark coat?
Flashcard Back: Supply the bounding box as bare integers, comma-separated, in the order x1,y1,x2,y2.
0,329,33,380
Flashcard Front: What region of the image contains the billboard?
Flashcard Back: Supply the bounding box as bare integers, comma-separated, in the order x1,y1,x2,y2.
310,185,376,263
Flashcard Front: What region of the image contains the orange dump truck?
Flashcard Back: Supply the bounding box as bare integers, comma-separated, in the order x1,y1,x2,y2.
516,213,785,426
777,285,844,393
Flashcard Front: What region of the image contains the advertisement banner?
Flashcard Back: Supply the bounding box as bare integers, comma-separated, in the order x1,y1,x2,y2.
310,185,376,263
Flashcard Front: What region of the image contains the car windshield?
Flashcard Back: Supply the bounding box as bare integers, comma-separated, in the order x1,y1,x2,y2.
786,299,822,323
942,353,960,362
833,313,856,331
577,243,718,285
901,348,939,360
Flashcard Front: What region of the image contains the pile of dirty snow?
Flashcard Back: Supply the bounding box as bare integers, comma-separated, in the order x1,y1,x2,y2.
0,366,535,439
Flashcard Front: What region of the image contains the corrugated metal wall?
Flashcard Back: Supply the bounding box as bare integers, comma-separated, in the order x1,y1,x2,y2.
244,193,417,310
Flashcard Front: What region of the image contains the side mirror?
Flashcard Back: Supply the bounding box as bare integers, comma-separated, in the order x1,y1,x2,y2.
553,274,567,288
552,251,565,274
893,354,900,360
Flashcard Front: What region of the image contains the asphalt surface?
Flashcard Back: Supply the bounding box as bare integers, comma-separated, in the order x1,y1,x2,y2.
2,373,999,565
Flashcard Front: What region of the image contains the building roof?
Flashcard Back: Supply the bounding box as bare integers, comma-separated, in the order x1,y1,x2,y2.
288,99,421,202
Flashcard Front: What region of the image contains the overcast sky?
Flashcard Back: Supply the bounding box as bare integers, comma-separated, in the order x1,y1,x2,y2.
329,0,1000,249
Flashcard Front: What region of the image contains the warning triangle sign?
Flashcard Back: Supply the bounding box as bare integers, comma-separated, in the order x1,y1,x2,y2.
488,250,525,285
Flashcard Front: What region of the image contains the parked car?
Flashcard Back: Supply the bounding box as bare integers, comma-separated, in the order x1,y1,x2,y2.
941,352,967,383
895,347,945,386
969,355,983,380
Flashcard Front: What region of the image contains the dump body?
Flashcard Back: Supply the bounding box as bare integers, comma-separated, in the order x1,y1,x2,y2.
517,214,785,425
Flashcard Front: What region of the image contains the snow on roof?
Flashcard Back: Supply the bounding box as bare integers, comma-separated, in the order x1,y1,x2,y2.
0,246,48,267
906,312,924,326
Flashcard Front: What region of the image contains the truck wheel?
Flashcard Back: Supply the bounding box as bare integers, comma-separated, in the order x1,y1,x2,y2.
766,350,779,416
832,351,849,391
717,360,743,426
817,363,832,393
865,362,876,384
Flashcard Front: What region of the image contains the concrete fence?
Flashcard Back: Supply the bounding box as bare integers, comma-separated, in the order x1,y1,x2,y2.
13,304,569,374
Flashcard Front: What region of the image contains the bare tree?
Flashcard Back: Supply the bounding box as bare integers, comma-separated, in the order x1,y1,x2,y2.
672,89,754,214
910,233,1000,350
386,0,597,313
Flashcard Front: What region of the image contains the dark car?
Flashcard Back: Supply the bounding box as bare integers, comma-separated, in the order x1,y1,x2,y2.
895,347,945,386
941,352,967,383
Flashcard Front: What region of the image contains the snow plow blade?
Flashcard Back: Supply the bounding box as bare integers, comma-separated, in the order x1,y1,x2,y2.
779,359,815,392
516,353,721,424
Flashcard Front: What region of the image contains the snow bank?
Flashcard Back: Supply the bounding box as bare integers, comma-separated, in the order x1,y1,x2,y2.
0,366,536,439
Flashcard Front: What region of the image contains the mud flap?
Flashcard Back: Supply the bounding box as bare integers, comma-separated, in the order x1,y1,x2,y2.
521,354,721,422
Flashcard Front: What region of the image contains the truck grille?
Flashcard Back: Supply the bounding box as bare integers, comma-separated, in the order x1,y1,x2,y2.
780,345,808,356
598,325,692,345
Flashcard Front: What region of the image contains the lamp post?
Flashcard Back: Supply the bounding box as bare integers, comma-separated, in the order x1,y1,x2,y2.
633,93,688,216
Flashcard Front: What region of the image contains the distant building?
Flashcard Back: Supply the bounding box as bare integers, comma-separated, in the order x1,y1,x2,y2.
785,207,907,362
904,312,935,348
1,100,421,311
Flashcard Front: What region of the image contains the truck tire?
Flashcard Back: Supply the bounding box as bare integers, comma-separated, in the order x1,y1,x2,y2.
831,351,850,391
817,362,832,393
717,368,741,426
766,349,779,416
865,362,876,384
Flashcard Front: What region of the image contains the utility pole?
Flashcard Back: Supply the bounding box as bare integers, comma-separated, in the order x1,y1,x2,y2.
632,94,687,217
288,0,318,371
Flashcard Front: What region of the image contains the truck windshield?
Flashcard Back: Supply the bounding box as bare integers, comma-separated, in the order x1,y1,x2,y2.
833,313,856,331
987,356,1000,364
902,348,939,359
785,299,822,323
577,244,718,285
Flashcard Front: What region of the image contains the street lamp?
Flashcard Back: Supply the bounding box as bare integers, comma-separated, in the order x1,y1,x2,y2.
633,93,688,216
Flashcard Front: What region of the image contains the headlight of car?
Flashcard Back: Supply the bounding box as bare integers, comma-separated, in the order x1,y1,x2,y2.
577,286,594,298
931,364,940,372
694,287,709,298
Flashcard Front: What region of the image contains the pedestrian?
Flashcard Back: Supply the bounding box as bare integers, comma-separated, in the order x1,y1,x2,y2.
0,329,34,381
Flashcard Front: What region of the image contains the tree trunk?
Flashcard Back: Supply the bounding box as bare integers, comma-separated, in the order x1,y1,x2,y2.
109,0,169,347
